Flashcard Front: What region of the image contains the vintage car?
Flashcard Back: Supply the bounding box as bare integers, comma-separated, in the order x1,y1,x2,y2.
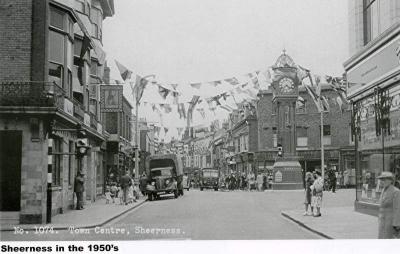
200,168,219,191
145,154,184,201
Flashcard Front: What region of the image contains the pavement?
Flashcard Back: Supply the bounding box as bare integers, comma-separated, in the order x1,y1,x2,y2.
0,197,147,232
281,206,377,239
0,188,378,240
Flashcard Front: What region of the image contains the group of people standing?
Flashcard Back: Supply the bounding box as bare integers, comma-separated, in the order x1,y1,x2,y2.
224,172,273,191
304,170,324,217
105,171,140,205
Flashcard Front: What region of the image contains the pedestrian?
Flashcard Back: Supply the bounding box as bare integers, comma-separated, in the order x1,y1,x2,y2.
329,169,337,193
311,170,324,217
268,173,273,189
304,172,314,216
139,172,147,196
110,182,118,203
117,184,123,204
120,170,132,205
105,185,112,204
377,172,400,239
257,173,264,191
74,171,85,210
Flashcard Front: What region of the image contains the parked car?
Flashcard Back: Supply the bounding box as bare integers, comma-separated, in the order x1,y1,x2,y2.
200,168,219,191
145,154,184,201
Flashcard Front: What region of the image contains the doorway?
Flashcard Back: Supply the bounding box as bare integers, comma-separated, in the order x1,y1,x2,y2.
0,131,22,211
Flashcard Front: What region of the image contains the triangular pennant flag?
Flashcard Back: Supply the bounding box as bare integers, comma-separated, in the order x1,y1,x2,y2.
135,75,149,103
158,85,170,100
115,60,133,81
304,84,322,112
210,81,222,87
190,83,202,89
80,34,92,61
170,84,179,90
296,65,310,81
164,127,169,135
172,91,180,104
224,77,239,86
322,95,330,112
177,103,186,119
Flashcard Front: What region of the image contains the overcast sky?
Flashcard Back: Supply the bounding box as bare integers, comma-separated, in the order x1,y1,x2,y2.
102,0,349,141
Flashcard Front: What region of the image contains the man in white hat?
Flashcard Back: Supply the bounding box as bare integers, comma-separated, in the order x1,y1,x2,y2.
377,172,400,239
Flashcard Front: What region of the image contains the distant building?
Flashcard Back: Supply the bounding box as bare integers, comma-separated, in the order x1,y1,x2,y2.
256,85,353,184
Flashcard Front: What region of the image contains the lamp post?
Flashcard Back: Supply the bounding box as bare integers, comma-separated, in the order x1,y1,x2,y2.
131,74,155,182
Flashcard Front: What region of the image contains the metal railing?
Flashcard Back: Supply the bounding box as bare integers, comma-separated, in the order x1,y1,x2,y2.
0,81,65,109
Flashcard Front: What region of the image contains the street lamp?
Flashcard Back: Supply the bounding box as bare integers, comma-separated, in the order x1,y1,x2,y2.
131,74,155,182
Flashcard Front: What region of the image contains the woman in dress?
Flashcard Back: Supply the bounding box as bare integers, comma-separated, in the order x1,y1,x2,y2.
304,172,314,216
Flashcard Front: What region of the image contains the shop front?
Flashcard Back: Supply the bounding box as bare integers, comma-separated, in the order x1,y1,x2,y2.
344,24,400,216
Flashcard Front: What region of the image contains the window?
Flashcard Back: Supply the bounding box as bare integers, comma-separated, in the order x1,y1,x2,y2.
49,62,64,87
296,100,307,114
363,0,381,45
90,60,98,76
320,125,331,146
272,104,277,115
49,31,65,63
272,127,277,148
53,138,63,186
50,8,64,30
297,127,308,147
68,141,74,186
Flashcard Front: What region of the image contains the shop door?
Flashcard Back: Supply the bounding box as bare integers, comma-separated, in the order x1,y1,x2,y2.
0,131,22,211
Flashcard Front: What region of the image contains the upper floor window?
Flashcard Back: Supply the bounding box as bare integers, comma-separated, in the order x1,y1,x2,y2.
297,127,308,147
320,125,331,146
362,0,393,45
296,100,307,114
272,127,277,148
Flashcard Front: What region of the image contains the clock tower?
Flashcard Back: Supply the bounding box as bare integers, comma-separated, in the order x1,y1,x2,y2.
270,51,303,190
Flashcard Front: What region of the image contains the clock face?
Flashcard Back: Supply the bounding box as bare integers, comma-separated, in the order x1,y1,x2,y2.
278,77,295,93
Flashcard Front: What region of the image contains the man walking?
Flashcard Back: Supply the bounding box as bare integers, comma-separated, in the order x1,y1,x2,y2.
120,171,132,205
74,171,85,210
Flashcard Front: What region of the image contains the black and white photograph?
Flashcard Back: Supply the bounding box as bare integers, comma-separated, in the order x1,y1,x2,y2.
1,0,400,253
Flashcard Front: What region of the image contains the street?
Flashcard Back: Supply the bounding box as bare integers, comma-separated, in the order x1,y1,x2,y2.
1,189,354,241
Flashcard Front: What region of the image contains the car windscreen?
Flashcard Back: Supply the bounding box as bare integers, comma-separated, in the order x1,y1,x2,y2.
149,159,175,169
151,167,173,177
203,170,218,178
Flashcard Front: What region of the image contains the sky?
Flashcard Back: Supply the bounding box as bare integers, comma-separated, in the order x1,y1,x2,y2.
102,0,349,142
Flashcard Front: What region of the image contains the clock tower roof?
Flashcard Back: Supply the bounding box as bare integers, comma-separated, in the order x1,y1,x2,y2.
274,50,296,68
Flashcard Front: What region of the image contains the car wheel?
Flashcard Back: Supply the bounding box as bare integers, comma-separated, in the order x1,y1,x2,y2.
174,190,179,198
200,187,203,191
214,188,218,191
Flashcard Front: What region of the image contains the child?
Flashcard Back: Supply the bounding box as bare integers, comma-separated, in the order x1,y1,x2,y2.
105,185,112,204
127,183,134,204
110,183,118,203
117,184,123,205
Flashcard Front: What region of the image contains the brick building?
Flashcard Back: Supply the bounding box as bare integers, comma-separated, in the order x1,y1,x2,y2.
100,85,134,183
256,84,354,184
224,103,258,176
0,0,114,224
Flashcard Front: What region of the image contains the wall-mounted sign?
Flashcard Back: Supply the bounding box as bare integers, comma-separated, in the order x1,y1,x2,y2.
347,36,400,97
64,98,73,117
275,170,283,182
84,113,90,127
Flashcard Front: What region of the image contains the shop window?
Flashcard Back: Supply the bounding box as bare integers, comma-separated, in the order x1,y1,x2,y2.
52,138,63,186
297,127,308,147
